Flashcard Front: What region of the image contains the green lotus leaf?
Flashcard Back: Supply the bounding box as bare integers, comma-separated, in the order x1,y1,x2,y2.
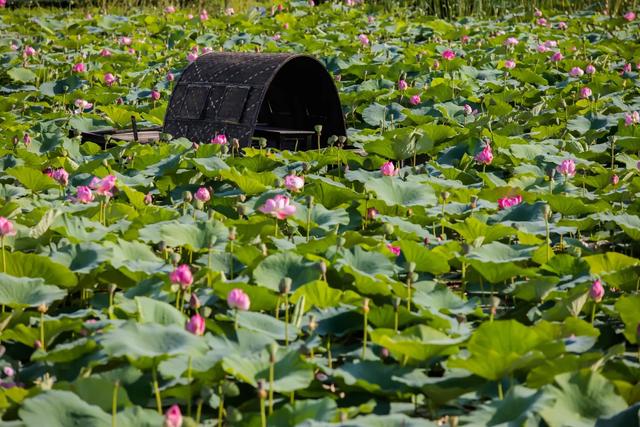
0,273,66,308
3,251,77,288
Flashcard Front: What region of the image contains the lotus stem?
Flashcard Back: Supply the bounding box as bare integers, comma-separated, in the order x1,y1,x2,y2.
234,308,239,330
187,356,192,417
196,399,203,425
268,352,275,415
362,298,369,360
498,381,504,400
39,311,46,351
112,381,119,427
591,303,597,324
1,237,5,273
152,365,162,414
284,294,290,346
327,336,333,369
274,219,279,238
260,392,267,427
217,383,224,425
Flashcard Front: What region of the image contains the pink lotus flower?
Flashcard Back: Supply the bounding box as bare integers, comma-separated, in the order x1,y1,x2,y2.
441,49,456,61
201,47,213,55
398,79,408,90
504,37,519,46
3,366,15,377
497,195,522,210
119,36,132,46
358,34,370,45
284,175,304,192
544,40,558,48
200,9,209,20
211,134,227,145
72,62,86,73
75,186,94,204
537,18,548,26
90,175,116,197
164,404,183,427
104,73,116,86
474,145,493,165
558,21,568,30
187,52,198,62
461,35,470,44
272,34,281,41
23,133,31,146
367,207,378,220
556,159,576,176
225,7,235,16
74,99,93,112
144,193,153,205
259,195,296,220
283,22,290,29
611,174,619,186
534,8,542,17
100,48,112,57
537,44,548,53
580,86,592,98
386,243,401,256
10,43,18,51
550,52,563,62
625,111,640,126
170,264,193,290
463,104,473,115
52,168,69,186
590,279,604,302
0,217,16,237
151,90,160,101
380,161,396,176
186,314,206,336
409,95,421,105
227,288,250,311
166,72,175,82
504,59,516,69
0,0,6,8
23,46,36,57
569,67,584,77
624,11,636,21
195,187,211,202
165,6,176,13
585,64,596,74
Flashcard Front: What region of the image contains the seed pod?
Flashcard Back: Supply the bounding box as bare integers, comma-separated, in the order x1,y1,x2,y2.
441,191,450,201
228,227,237,241
183,191,193,203
279,277,292,295
383,223,394,236
314,124,323,133
170,252,181,266
363,298,370,314
38,304,48,314
257,380,267,400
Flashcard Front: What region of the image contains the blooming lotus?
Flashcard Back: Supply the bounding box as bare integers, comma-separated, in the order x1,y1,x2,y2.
200,9,209,20
550,52,563,62
90,175,116,197
259,195,296,219
227,288,250,311
386,243,401,256
104,73,116,86
558,21,568,30
463,104,474,115
186,314,205,336
72,62,86,73
537,18,547,25
474,145,493,165
99,48,112,57
569,67,584,77
23,46,36,57
504,59,516,69
119,36,132,46
367,207,378,220
556,159,576,176
580,86,592,98
75,186,94,204
74,99,93,112
624,11,636,21
187,52,198,62
536,44,547,53
625,111,640,126
211,134,227,145
51,168,69,186
497,195,522,210
358,34,369,45
284,175,304,192
441,49,456,60
380,161,396,176
170,264,193,290
164,6,176,13
504,37,519,46
409,95,421,105
0,217,16,237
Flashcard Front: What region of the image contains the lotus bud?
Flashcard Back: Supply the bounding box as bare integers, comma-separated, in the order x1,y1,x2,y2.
228,227,237,241
363,298,370,314
406,208,413,217
407,262,416,274
318,261,327,276
308,314,317,332
279,277,292,295
38,304,48,314
490,296,500,308
258,138,267,149
222,380,240,397
470,195,478,209
34,340,42,349
232,138,240,150
170,252,181,266
109,283,118,295
423,236,430,246
441,191,450,201
219,271,227,282
260,243,268,256
383,223,394,236
257,380,267,400
183,191,193,203
380,347,390,359
393,296,401,311
327,135,338,146
314,124,323,134
338,135,347,146
189,293,201,309
102,159,109,168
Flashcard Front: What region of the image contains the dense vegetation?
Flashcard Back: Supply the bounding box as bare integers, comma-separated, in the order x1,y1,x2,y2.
1,1,640,426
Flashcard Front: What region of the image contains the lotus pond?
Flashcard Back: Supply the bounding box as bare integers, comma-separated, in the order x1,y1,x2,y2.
1,2,640,426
